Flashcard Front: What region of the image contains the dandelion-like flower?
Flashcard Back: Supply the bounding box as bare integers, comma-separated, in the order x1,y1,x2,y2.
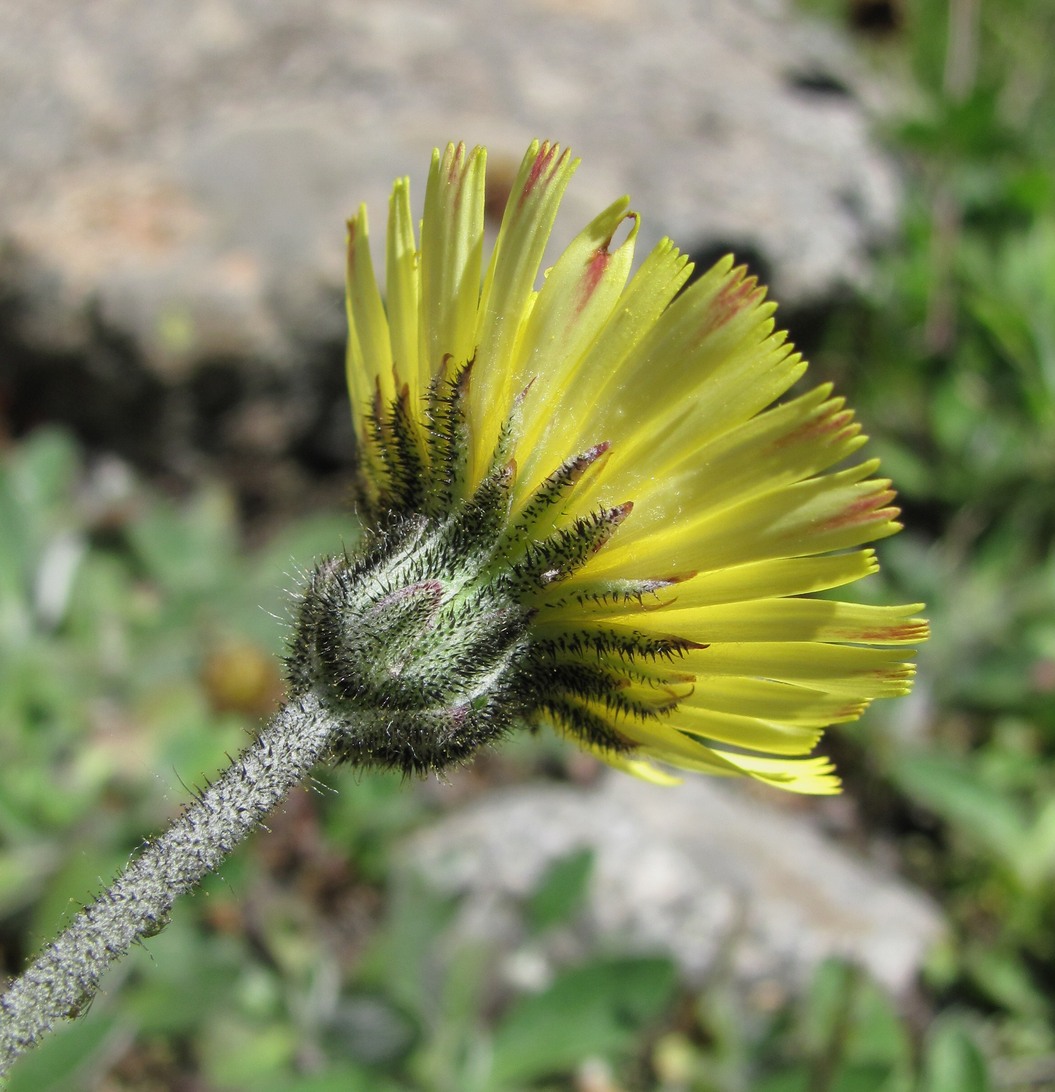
289,140,926,794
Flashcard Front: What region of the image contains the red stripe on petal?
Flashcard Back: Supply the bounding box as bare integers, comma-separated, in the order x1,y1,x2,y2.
447,142,466,183
697,268,764,340
573,213,637,315
822,492,898,532
573,246,613,315
519,142,562,206
774,408,858,449
847,621,929,643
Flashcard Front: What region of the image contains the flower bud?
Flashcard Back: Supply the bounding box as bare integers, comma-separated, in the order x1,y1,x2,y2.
287,509,534,776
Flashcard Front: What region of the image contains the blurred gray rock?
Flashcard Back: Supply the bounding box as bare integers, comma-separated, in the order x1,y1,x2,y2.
405,774,943,1001
0,0,899,497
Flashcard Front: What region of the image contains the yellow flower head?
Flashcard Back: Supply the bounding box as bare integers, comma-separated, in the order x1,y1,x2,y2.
292,140,926,795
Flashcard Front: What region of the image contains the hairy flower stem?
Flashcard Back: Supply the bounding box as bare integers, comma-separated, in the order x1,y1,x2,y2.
0,690,340,1076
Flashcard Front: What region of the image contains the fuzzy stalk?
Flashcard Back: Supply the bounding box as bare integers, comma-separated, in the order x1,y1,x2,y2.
0,690,340,1077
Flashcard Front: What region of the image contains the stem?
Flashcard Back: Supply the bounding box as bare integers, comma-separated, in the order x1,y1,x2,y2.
0,690,339,1076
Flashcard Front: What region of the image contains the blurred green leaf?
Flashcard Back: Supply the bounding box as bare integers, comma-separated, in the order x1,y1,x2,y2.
322,992,419,1067
964,944,1050,1019
122,916,247,1036
918,1018,990,1092
127,484,238,598
488,956,676,1085
6,1009,121,1092
358,873,461,1018
889,754,1026,864
1018,797,1055,888
525,847,593,934
758,1063,903,1092
199,1014,299,1086
255,1067,404,1092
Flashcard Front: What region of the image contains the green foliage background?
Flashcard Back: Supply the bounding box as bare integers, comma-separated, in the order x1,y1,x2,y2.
4,1,1055,1087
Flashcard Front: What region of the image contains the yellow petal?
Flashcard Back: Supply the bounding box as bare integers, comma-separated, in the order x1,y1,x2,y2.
573,260,800,462
599,599,927,646
712,752,842,794
577,741,685,785
673,704,823,755
524,236,694,481
588,460,901,579
602,711,841,794
470,141,579,483
386,177,422,399
420,143,486,389
682,641,916,698
346,203,393,416
648,385,866,515
516,197,640,491
554,550,881,613
684,676,868,725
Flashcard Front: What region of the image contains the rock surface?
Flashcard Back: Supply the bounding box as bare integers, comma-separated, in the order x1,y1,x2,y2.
0,0,899,505
405,773,943,1002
